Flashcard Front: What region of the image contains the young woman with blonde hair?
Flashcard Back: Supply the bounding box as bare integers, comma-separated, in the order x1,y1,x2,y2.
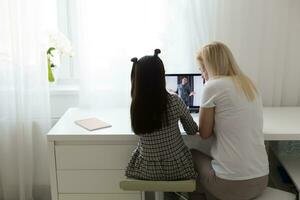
190,42,269,200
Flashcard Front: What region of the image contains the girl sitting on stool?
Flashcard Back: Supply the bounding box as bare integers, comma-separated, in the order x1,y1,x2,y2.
126,49,198,181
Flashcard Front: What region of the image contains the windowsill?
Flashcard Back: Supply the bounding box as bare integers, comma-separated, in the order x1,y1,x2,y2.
49,79,79,95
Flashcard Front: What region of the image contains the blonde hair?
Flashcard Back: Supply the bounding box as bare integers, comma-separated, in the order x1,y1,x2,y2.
197,41,257,101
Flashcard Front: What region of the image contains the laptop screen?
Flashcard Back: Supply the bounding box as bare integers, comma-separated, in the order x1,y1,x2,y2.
165,74,204,110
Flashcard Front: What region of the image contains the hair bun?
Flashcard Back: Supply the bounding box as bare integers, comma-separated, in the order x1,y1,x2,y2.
131,57,138,63
154,49,161,57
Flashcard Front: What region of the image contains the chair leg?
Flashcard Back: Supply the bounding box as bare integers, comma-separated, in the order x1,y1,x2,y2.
141,191,146,200
155,192,164,200
174,192,189,200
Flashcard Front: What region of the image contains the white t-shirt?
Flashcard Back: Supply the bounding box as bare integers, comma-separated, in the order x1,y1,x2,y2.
200,77,269,180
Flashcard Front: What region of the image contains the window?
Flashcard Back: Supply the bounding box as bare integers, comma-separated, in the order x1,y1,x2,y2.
56,0,77,82
55,0,200,84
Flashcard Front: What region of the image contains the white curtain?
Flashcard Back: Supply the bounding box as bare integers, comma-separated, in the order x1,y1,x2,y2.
0,0,56,199
190,0,300,106
73,0,300,109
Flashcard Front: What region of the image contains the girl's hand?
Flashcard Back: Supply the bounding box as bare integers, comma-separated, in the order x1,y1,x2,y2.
189,91,196,96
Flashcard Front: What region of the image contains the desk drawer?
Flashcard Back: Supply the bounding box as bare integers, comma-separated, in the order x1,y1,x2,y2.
57,170,136,194
59,194,141,200
56,145,135,170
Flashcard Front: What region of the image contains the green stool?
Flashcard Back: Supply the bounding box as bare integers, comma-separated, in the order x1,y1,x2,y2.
120,179,196,200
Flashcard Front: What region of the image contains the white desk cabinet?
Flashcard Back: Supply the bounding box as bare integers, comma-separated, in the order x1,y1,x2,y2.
48,108,142,200
48,107,300,200
48,142,142,200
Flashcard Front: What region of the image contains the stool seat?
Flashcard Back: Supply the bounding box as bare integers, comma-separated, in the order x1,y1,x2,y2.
255,187,296,200
120,179,196,192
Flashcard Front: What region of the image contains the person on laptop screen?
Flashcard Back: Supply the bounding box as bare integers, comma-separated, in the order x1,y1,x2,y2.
177,77,195,106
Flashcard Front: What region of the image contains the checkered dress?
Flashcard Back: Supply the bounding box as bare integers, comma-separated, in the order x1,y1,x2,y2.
126,94,198,180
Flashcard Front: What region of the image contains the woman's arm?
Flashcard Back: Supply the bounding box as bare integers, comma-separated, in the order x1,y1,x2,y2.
198,107,215,139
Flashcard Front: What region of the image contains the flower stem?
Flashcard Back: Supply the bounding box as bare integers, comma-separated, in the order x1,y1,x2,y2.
48,57,55,82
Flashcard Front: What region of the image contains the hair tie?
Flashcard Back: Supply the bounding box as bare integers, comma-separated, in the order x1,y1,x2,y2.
131,57,138,63
154,49,161,57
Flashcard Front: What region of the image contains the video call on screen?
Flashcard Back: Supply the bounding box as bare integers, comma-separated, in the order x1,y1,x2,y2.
165,74,204,108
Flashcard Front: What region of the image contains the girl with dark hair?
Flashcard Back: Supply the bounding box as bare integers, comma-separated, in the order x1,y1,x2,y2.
126,49,198,181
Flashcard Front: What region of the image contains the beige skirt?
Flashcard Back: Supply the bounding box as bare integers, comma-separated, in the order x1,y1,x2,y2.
190,149,268,200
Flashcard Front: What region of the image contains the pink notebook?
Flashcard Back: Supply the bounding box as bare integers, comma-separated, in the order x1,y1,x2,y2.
74,117,112,131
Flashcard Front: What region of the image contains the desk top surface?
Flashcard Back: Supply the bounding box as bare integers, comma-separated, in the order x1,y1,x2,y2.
48,107,300,141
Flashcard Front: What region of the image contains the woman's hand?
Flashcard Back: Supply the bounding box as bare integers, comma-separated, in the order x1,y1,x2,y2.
198,107,215,139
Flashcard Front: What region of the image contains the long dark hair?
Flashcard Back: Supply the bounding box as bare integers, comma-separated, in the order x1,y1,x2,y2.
130,49,168,135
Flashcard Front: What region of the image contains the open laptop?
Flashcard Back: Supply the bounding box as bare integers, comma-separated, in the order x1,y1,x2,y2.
165,73,204,113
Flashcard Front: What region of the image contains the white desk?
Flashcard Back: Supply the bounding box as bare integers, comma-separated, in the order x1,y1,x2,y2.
47,107,300,200
263,107,300,140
